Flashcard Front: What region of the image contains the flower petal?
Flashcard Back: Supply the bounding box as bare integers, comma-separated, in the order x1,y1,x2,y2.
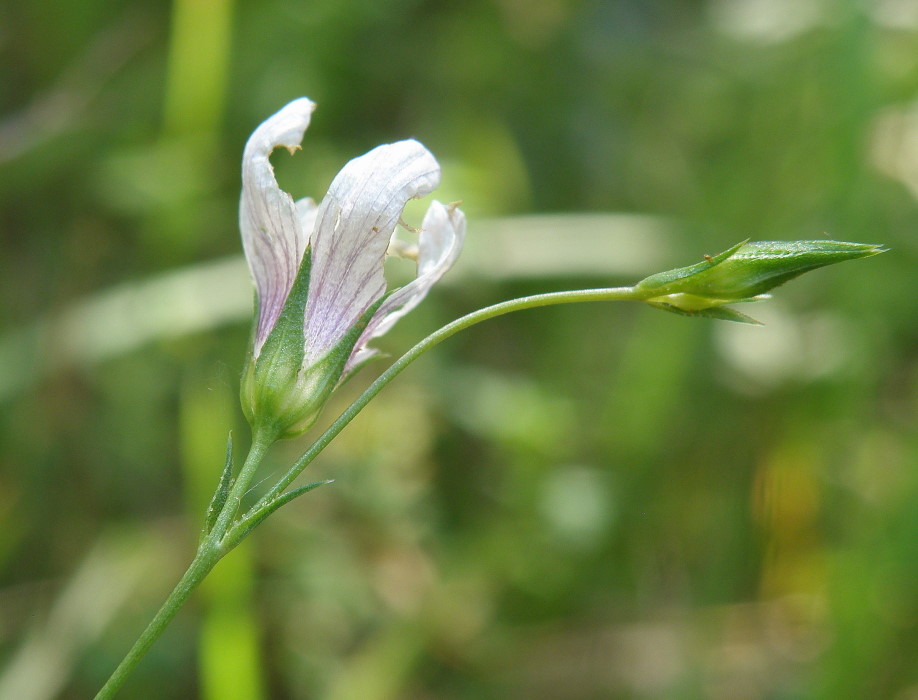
302,139,441,365
240,98,315,358
344,201,465,374
295,196,319,238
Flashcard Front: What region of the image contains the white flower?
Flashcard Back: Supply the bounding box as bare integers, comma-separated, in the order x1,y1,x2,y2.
239,98,464,437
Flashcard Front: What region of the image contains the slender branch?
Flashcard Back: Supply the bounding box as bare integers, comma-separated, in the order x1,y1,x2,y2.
230,286,644,538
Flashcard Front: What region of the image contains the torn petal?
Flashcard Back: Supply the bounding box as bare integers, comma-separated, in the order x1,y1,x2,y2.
302,139,441,365
345,200,466,374
240,98,316,358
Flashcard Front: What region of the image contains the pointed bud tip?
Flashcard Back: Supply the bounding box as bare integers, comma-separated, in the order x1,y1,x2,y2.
766,239,887,256
860,243,888,255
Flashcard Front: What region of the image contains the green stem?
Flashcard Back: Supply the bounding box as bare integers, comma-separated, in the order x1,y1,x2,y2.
230,286,644,540
95,285,645,697
209,425,276,540
93,548,219,700
94,430,275,699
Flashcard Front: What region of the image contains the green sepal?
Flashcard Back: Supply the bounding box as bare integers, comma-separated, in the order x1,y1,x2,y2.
201,432,236,541
253,247,314,382
241,247,383,440
223,480,333,551
636,240,748,292
646,300,763,325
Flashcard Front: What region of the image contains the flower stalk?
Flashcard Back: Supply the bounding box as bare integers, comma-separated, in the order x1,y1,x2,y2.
233,285,646,527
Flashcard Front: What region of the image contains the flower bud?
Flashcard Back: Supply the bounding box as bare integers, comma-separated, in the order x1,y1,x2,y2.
634,240,885,323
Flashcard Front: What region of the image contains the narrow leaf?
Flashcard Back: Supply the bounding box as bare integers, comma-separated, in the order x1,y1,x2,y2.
224,480,334,551
201,432,236,540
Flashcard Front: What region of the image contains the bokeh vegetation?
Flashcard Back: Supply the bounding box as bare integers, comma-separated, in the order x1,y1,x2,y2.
2,0,917,698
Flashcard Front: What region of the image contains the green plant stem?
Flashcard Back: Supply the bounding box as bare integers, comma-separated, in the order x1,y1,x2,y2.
229,286,645,542
94,430,275,700
93,549,218,700
95,285,644,698
209,425,276,539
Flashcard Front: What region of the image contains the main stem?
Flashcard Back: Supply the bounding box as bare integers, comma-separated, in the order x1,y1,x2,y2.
92,550,218,700
93,431,275,700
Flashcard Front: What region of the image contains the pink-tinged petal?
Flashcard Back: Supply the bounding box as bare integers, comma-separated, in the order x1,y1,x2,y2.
302,140,441,365
345,201,465,373
240,98,315,358
295,197,319,239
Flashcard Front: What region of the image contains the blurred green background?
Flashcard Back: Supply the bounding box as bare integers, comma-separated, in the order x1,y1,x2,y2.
1,0,916,698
